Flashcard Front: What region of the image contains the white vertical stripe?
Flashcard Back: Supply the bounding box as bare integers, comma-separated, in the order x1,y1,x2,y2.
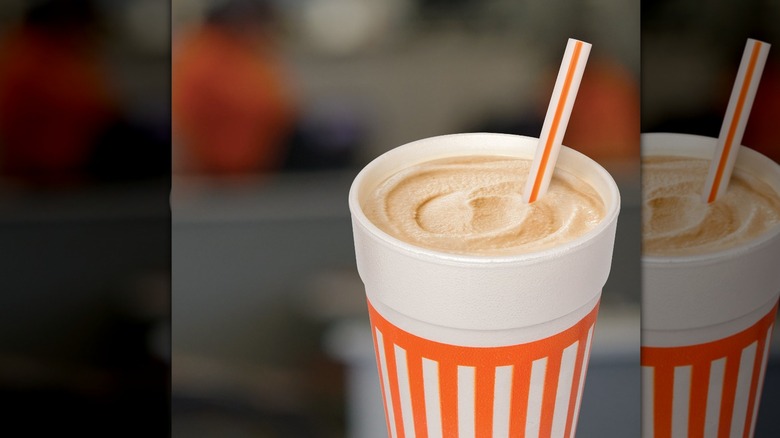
458,366,476,438
705,357,726,438
394,346,415,438
642,367,654,438
672,365,691,438
422,358,442,438
749,325,773,438
569,325,594,437
526,357,548,438
731,342,757,437
492,365,513,438
551,341,579,438
375,329,398,438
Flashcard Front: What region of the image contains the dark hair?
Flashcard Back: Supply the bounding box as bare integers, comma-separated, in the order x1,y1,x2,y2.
25,0,97,30
206,0,273,27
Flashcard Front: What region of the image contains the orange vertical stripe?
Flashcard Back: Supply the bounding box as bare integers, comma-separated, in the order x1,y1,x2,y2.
563,337,588,437
406,353,429,438
439,363,459,438
366,299,600,437
475,366,496,438
529,40,584,203
688,361,711,438
654,366,674,438
708,41,763,203
642,302,778,368
509,363,530,438
368,299,599,369
372,327,393,437
718,353,741,438
742,336,767,438
641,303,778,438
539,352,562,437
383,340,406,438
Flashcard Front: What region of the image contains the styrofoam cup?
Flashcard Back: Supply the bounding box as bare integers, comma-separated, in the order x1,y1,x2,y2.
641,133,780,438
349,133,621,438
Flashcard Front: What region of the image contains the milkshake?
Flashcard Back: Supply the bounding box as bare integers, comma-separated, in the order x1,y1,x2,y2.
349,133,620,437
363,155,605,256
641,133,780,438
642,156,780,256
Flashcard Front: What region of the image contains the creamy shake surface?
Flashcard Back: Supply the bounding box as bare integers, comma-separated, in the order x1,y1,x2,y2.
362,155,605,256
642,156,780,256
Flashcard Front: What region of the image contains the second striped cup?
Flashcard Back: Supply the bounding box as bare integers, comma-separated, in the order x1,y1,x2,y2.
641,133,780,438
348,133,621,437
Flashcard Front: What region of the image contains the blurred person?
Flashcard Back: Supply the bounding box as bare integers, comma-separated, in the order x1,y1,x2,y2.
561,56,640,163
742,59,780,164
0,0,119,186
173,0,296,175
470,56,640,164
647,55,780,165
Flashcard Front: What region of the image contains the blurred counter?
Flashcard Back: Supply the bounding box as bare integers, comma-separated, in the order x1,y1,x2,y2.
0,181,170,435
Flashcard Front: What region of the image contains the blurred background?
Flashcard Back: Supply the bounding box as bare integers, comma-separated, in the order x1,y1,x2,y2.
0,0,170,435
171,0,640,436
2,0,778,435
642,0,780,436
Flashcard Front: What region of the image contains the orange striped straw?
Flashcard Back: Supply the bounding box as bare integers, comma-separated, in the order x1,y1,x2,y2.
703,38,771,203
523,38,592,204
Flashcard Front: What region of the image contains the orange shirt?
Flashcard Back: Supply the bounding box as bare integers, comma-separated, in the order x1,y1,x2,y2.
0,27,115,182
743,61,780,164
562,58,640,162
172,26,295,174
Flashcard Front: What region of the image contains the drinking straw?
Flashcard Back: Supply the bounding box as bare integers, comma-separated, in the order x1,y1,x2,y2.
703,38,770,203
523,38,592,204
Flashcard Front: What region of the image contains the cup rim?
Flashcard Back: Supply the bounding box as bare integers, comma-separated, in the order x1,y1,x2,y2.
348,132,621,266
641,132,780,266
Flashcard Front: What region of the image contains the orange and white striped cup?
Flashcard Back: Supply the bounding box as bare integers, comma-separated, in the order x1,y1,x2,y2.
641,134,780,438
349,133,621,437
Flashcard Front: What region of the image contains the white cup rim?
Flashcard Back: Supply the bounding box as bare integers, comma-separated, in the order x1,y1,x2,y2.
641,132,780,265
348,132,621,266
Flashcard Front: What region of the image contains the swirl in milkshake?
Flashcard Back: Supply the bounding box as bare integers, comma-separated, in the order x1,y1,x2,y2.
362,155,605,256
642,156,780,256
